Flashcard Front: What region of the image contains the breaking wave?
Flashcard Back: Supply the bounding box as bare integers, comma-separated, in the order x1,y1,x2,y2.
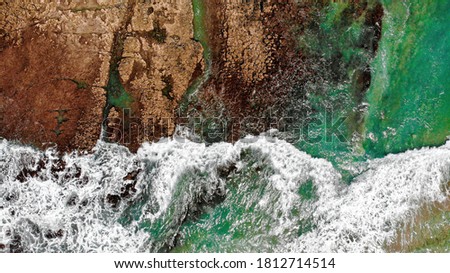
0,136,449,252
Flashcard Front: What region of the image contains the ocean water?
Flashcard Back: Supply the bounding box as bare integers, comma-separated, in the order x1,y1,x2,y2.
364,0,450,156
1,136,448,252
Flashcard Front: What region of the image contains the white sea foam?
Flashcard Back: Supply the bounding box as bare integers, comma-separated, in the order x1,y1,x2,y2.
0,137,449,252
288,141,450,252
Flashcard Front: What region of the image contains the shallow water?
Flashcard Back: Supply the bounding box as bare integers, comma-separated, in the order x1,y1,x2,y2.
364,0,450,156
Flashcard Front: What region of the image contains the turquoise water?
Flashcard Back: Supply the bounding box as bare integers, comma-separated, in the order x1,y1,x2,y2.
292,1,379,182
173,149,287,252
293,0,449,182
363,0,450,157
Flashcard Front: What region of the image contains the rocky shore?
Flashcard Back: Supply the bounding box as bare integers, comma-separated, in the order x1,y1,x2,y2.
1,0,384,152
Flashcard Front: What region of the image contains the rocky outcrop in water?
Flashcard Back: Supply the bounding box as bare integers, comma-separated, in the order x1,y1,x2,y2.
184,0,384,147
0,0,414,156
0,0,203,152
0,1,124,151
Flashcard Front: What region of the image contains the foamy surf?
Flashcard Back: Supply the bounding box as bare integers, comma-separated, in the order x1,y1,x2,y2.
0,137,449,252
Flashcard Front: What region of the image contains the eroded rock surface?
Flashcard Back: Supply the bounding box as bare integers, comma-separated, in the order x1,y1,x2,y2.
0,0,203,152
1,0,383,151
104,0,204,152
184,0,316,142
0,1,124,151
184,0,384,145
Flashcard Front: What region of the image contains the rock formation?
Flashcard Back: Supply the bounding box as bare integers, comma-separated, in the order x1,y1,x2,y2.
0,0,384,152
1,0,203,152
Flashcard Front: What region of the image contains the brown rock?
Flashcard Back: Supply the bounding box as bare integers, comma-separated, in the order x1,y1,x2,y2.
1,0,203,152
0,1,124,151
184,0,308,142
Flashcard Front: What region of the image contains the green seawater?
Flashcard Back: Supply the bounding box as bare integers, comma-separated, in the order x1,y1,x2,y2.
192,0,211,62
172,149,315,252
106,69,133,109
294,0,449,171
294,1,381,179
363,0,450,157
